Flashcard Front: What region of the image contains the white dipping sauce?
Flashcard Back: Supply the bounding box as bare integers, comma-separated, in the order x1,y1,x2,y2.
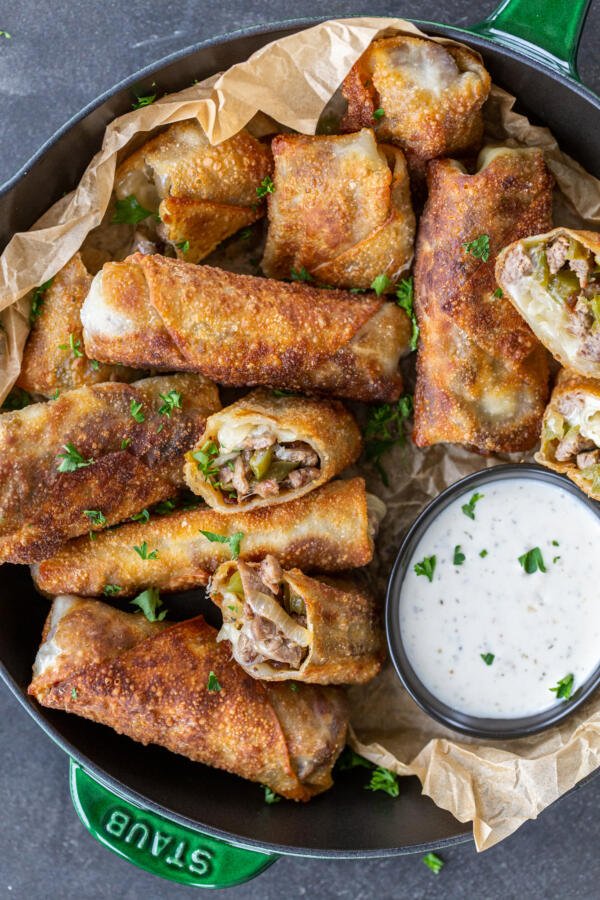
399,477,600,719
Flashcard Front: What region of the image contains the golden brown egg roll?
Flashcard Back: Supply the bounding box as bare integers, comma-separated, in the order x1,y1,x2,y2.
81,253,410,402
261,129,415,289
413,147,554,453
29,597,348,801
210,556,385,684
340,36,490,170
535,368,600,498
31,477,382,597
184,389,362,512
496,228,600,379
115,121,271,262
17,254,138,398
0,373,220,564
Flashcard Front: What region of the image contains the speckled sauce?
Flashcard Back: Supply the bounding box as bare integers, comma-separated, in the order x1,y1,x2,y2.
399,477,600,719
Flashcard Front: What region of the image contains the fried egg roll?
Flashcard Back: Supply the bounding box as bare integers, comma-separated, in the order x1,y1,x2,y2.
0,373,220,563
81,253,410,402
496,228,600,379
184,389,362,512
341,36,490,170
17,254,137,398
413,147,553,452
32,477,382,597
261,129,415,289
115,121,272,262
29,597,348,801
210,556,385,684
536,368,600,499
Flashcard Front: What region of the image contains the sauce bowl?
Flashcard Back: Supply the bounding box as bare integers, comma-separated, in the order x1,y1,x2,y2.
386,463,600,740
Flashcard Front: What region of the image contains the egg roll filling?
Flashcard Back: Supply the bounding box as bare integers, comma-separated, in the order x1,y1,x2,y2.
541,391,600,491
215,556,310,670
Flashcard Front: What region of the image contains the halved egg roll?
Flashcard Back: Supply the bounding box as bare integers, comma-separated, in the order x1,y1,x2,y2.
210,555,385,684
81,254,410,402
261,129,415,289
29,597,348,801
341,36,491,170
31,477,382,597
536,368,600,498
115,121,272,262
413,147,553,452
184,389,362,512
0,373,220,563
496,228,600,379
17,254,138,398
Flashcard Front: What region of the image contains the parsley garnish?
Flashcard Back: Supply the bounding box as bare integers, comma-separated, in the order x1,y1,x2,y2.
1,387,31,411
553,555,561,563
414,555,436,582
133,541,159,560
289,682,299,692
461,492,484,520
290,267,313,283
153,498,177,515
131,84,157,109
175,239,190,253
130,587,166,621
336,747,373,771
121,437,131,450
90,359,100,371
256,175,275,199
71,687,78,699
479,549,488,558
423,852,444,875
130,508,150,523
463,234,490,262
192,440,220,482
363,394,413,486
207,671,222,692
518,547,546,574
481,652,495,666
396,277,419,350
158,390,182,417
263,786,281,804
199,530,244,560
365,766,399,798
550,673,574,700
83,509,106,527
453,545,465,566
103,584,122,596
29,278,53,324
130,399,145,422
552,539,559,546
373,107,385,120
56,443,94,473
58,332,83,358
371,273,391,295
239,227,253,240
112,195,159,225
0,30,11,39
493,287,503,298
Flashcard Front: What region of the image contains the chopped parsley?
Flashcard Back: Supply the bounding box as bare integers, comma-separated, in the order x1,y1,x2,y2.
112,195,159,225
289,682,299,692
461,491,484,520
58,332,83,358
51,388,60,400
192,440,220,483
158,390,182,417
90,359,100,371
130,508,150,523
372,107,385,120
56,443,94,473
121,437,131,450
414,555,436,582
480,652,495,666
453,545,465,566
199,530,244,560
133,541,159,560
371,273,391,296
396,277,419,350
83,509,107,527
423,852,444,874
256,175,275,199
263,786,281,804
553,555,561,564
130,399,145,422
153,498,177,515
479,549,488,558
363,394,413,486
365,766,399,798
29,278,53,324
463,234,490,262
290,266,313,283
131,84,157,109
130,587,166,621
103,584,122,596
550,673,574,700
336,747,373,771
207,670,222,692
493,287,503,298
552,539,559,546
518,547,546,574
2,387,31,411
239,227,253,240
71,687,78,699
175,239,190,253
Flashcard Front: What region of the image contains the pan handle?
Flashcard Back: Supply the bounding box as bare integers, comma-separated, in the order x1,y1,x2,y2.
69,760,278,888
469,0,592,80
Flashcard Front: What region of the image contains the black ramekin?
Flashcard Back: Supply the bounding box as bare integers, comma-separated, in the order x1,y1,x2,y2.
385,462,600,740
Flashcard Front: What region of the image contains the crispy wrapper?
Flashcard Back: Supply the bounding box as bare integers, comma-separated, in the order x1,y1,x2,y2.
261,129,415,289
16,254,138,398
81,253,410,402
29,597,348,801
413,148,554,453
184,388,362,512
115,121,272,263
211,559,385,684
340,36,490,168
496,227,600,379
32,477,378,597
0,373,220,563
535,368,600,499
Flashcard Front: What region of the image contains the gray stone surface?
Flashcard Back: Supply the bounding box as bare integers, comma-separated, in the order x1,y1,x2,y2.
1,1,600,897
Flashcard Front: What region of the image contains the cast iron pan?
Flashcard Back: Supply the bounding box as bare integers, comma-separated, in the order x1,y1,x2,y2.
1,0,599,887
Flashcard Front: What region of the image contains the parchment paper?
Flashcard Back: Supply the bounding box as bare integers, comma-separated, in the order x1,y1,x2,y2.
2,16,600,851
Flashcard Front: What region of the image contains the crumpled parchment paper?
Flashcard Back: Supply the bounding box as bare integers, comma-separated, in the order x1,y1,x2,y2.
2,16,600,852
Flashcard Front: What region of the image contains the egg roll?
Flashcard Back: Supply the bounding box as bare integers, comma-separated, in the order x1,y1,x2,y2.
81,253,410,403
115,121,272,262
29,597,348,801
17,254,137,398
184,389,362,512
32,477,382,597
496,228,600,379
413,147,553,453
341,36,491,170
210,556,384,684
0,373,220,564
261,129,415,289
